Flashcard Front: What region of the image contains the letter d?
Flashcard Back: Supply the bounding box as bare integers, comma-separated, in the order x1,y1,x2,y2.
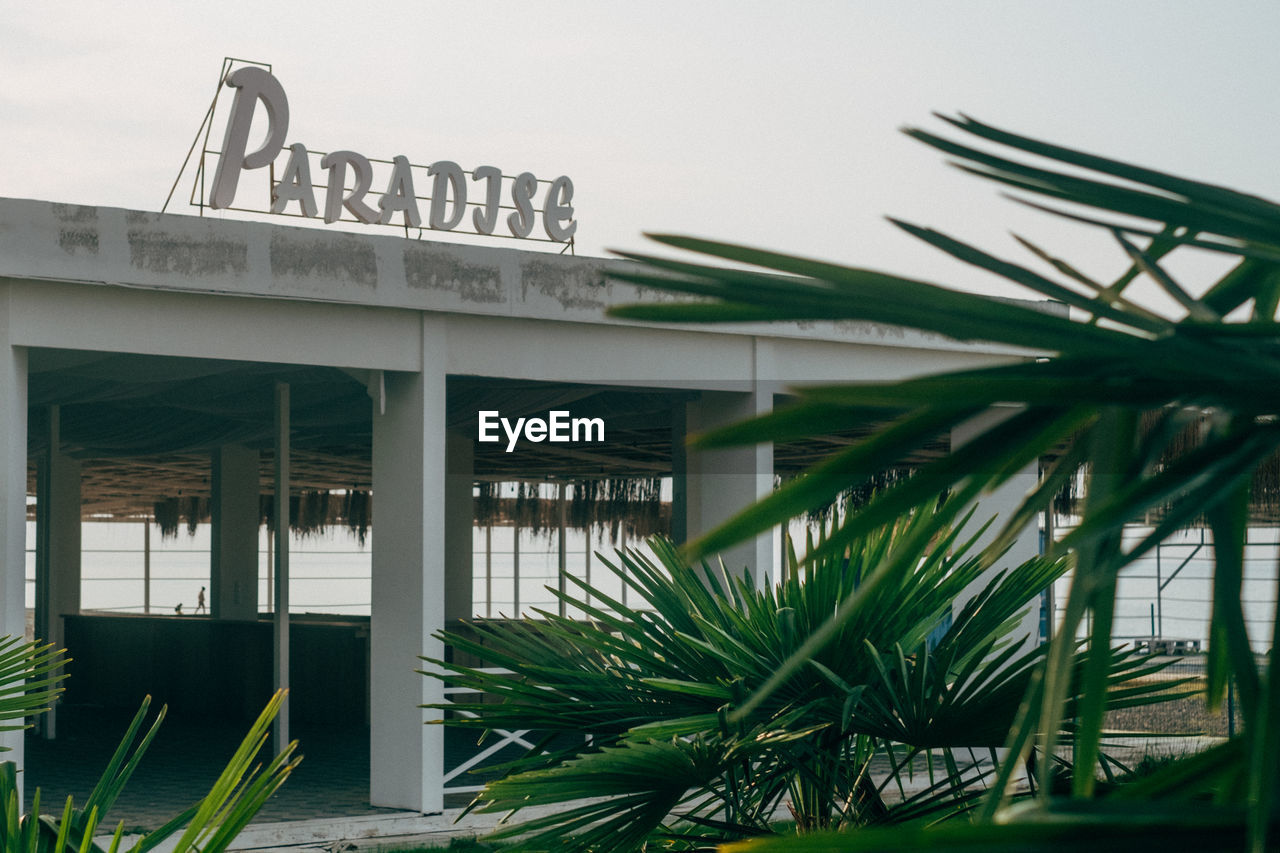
210,67,290,210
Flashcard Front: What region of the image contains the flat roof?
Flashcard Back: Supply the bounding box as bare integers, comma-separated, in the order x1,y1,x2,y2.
0,196,1048,355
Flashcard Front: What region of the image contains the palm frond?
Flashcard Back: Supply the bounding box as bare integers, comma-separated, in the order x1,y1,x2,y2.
602,114,1280,850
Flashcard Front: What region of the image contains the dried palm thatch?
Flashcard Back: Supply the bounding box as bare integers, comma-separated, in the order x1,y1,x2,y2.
475,477,668,543
1046,410,1280,524
153,497,182,539
342,489,371,545
150,487,373,542
150,495,210,539
779,468,921,524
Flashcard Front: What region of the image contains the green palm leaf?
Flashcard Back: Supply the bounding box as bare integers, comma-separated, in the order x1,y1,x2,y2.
426,506,1176,850
0,638,66,740
601,114,1280,850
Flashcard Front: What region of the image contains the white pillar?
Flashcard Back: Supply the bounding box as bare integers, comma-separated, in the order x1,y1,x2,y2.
952,407,1042,645
680,387,774,587
35,405,81,739
0,291,27,781
210,444,259,620
444,431,474,623
370,316,446,813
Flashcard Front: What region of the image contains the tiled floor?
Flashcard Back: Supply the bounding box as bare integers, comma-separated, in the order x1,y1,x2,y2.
23,704,1019,837
23,706,402,831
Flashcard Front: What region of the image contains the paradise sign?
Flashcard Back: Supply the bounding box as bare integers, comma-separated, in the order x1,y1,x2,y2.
209,67,577,242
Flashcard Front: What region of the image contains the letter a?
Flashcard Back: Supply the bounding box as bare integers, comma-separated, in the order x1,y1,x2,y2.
378,155,422,227
271,143,318,217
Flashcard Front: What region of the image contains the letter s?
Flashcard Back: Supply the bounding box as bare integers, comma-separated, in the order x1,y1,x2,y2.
506,172,537,238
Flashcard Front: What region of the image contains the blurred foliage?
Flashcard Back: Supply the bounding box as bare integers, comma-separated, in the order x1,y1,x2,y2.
605,115,1280,850
0,635,299,853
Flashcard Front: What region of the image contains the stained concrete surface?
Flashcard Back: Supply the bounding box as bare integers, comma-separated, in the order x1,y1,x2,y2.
22,706,495,832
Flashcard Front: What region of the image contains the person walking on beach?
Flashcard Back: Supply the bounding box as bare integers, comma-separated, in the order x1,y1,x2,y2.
196,585,206,614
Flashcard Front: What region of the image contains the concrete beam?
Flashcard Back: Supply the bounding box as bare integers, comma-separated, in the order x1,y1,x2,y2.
0,197,1050,358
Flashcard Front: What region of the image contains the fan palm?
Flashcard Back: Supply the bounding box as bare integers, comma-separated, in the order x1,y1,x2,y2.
424,506,1176,851
605,115,1280,850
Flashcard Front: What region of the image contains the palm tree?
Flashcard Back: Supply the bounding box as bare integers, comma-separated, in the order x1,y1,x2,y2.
425,511,1174,850
605,115,1280,851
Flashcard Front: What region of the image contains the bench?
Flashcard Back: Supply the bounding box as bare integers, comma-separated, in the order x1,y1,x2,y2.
1133,637,1202,655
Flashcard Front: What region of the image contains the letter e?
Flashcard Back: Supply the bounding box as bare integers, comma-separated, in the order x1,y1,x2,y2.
478,411,499,442
542,176,577,242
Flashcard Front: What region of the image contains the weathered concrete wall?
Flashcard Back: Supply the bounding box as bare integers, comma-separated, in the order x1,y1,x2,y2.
0,197,1049,356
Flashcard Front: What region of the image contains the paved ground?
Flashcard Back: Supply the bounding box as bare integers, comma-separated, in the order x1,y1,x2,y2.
17,705,1009,834
21,705,950,837
23,706,400,831
20,705,514,832
22,702,1219,846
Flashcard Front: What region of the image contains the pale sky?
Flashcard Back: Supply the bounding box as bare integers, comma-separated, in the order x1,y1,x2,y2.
3,2,1278,301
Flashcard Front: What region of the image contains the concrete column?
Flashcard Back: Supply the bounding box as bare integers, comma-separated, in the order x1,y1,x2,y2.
680,387,774,588
210,444,259,620
952,407,1042,645
370,316,446,813
0,291,27,778
444,431,474,622
35,405,81,739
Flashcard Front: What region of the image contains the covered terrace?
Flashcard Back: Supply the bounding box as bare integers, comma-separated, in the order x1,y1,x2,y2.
0,196,1043,821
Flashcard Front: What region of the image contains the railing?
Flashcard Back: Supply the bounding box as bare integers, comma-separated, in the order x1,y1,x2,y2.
434,621,600,802
1050,525,1279,652
438,668,539,796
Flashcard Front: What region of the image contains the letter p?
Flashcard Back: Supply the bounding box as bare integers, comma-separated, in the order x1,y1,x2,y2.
210,67,290,210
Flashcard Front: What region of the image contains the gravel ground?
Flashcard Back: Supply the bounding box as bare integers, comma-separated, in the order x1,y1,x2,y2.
1106,688,1239,739
1104,657,1243,740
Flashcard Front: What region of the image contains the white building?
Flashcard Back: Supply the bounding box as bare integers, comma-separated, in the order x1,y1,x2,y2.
0,195,1041,813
